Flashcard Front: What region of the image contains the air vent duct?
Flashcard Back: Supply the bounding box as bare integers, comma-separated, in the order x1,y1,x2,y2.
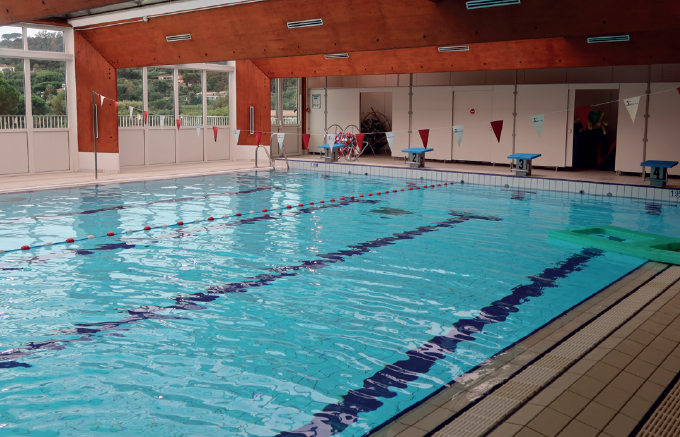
587,35,630,43
438,46,470,52
466,0,521,9
166,34,192,42
324,53,349,59
287,18,323,29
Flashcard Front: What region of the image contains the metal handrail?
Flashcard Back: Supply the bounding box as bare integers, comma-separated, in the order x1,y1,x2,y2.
255,144,274,169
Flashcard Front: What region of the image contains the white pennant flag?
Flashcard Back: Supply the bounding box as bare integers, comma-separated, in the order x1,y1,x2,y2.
624,96,641,123
530,114,545,137
453,125,465,147
327,133,336,145
100,95,105,107
136,114,141,122
385,132,396,152
129,106,134,118
234,129,241,144
159,115,165,129
196,124,201,137
276,133,286,149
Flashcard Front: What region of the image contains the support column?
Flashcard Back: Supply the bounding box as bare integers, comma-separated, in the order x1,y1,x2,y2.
74,32,119,174
235,60,270,162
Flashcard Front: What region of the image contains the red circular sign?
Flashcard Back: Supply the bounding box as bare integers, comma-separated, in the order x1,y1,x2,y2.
470,108,476,115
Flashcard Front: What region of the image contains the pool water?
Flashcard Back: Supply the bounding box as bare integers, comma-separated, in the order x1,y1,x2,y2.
0,171,678,436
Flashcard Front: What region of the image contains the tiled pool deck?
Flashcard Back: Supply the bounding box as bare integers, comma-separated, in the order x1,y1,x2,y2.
2,156,680,436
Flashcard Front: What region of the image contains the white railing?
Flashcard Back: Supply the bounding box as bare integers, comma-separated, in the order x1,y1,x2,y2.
118,115,229,127
33,115,68,129
271,116,299,125
0,115,27,130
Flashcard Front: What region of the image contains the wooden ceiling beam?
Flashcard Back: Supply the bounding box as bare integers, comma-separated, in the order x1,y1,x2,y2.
75,0,680,69
251,31,680,78
1,0,131,26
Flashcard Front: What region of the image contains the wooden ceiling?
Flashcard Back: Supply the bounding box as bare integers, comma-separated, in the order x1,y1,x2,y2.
1,0,130,25
73,0,680,72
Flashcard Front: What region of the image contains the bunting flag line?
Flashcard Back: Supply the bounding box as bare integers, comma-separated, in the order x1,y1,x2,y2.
302,134,311,150
213,126,219,142
530,114,545,137
419,129,430,148
129,106,134,118
100,95,105,107
276,133,285,149
136,114,142,123
159,115,165,129
233,129,241,145
385,132,396,152
355,133,365,149
490,120,503,143
624,96,640,123
255,131,263,146
575,106,591,131
196,124,201,137
176,119,182,131
453,125,464,147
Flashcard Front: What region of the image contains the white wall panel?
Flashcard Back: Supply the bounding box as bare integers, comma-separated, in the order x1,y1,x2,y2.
616,84,648,173
515,84,568,167
648,82,680,175
490,85,515,164
307,88,326,152
177,129,204,163
148,129,176,164
34,131,70,172
327,88,360,132
412,86,452,160
391,87,410,158
452,87,493,162
119,129,145,167
0,132,29,175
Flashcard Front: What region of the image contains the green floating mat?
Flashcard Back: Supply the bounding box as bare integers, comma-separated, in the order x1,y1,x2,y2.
549,225,680,265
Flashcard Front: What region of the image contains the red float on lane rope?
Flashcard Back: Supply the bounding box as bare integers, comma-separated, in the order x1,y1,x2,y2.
177,221,184,226
340,197,345,200
66,238,75,243
320,200,325,203
208,217,214,221
393,190,397,193
298,203,304,207
262,209,268,212
107,232,114,237
144,226,151,231
286,205,292,209
330,199,335,202
376,192,381,196
438,184,441,186
350,196,355,199
21,245,30,250
401,188,404,191
309,202,314,205
359,195,364,198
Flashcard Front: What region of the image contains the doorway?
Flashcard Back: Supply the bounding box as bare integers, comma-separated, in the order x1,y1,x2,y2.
360,92,392,155
572,89,619,170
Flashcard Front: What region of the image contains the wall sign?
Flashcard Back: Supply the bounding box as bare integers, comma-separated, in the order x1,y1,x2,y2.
312,94,321,109
470,108,476,115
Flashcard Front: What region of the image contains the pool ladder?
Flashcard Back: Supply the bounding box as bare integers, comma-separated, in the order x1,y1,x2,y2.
254,143,290,171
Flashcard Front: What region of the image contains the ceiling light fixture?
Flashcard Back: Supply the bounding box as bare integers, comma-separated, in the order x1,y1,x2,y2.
166,34,192,42
287,18,323,29
587,35,630,43
438,46,470,52
324,53,349,59
466,0,521,9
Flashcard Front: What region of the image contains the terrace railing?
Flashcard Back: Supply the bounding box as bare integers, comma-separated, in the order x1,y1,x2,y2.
271,116,299,126
118,115,229,127
0,115,27,130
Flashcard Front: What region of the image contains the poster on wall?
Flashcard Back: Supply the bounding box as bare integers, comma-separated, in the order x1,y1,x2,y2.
312,94,321,109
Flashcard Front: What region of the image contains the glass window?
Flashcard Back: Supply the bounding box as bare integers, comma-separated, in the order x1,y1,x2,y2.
117,68,143,126
27,28,64,53
178,69,202,126
0,58,26,129
147,67,174,127
0,26,24,50
30,59,67,129
271,78,279,125
207,61,229,65
206,71,228,126
281,78,299,125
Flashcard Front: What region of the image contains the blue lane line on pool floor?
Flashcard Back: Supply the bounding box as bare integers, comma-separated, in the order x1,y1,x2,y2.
277,247,603,437
0,209,496,368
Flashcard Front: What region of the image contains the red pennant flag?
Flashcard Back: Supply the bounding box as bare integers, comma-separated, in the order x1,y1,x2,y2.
176,119,182,131
302,134,311,150
255,131,262,146
114,101,119,112
144,111,148,125
213,126,219,142
677,87,680,96
575,106,591,130
355,133,365,148
418,129,430,148
490,120,503,143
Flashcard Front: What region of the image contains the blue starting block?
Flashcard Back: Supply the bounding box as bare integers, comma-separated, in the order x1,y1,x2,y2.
402,148,434,168
318,143,343,162
508,153,541,176
641,160,678,187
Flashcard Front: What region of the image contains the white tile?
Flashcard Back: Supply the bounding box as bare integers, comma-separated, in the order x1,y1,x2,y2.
630,186,641,199
660,189,671,202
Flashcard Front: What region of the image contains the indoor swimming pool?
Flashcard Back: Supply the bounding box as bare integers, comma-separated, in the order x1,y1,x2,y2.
1,170,678,436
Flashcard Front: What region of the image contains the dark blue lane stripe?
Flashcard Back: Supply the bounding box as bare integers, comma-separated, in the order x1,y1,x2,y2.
0,186,283,224
277,248,603,437
0,210,499,369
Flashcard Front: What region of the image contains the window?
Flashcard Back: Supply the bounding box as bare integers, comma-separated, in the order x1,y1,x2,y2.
0,26,24,50
271,79,279,125
30,59,67,128
281,78,299,125
0,58,25,129
206,71,228,126
178,69,202,126
27,28,64,53
147,67,174,127
117,68,143,126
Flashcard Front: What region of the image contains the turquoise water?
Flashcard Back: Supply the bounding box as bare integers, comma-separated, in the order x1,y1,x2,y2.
0,171,677,436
